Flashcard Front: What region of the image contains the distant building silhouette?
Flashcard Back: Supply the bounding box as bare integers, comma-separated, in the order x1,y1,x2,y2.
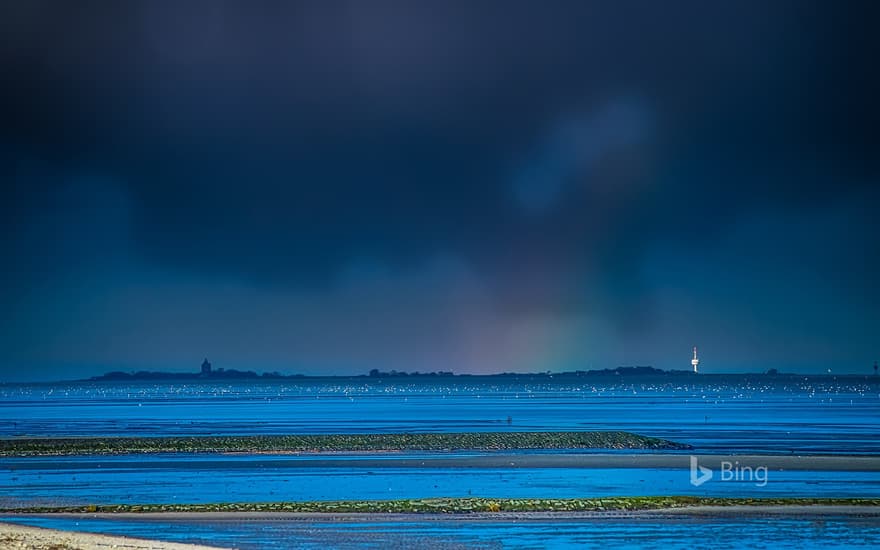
201,358,212,375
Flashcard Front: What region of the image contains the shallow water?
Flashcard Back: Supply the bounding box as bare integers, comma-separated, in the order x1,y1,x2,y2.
2,454,879,508
2,379,879,454
2,379,879,547
5,514,880,549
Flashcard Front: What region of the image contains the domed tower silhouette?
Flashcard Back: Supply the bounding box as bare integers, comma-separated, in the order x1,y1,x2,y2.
201,358,212,375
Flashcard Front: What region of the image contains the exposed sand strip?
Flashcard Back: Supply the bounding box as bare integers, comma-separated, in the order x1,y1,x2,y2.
0,522,228,550
54,453,870,470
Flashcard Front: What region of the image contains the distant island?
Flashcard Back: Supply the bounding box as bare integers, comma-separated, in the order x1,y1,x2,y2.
83,360,863,383
89,358,303,381
88,359,701,382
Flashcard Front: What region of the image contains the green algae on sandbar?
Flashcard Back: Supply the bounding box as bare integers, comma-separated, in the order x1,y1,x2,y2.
0,431,689,456
4,497,879,514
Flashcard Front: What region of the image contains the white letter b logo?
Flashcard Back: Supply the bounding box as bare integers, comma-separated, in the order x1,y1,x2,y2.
690,456,713,487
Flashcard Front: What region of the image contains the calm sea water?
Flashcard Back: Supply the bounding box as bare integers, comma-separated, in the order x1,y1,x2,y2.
3,455,880,508
5,514,880,550
2,378,879,453
2,378,879,548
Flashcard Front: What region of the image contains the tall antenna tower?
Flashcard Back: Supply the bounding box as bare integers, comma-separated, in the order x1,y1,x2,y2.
691,346,700,373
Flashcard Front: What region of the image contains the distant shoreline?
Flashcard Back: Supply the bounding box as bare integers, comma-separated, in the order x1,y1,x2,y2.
4,368,879,385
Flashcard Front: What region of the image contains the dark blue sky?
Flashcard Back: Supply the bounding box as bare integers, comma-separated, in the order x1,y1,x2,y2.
2,1,878,381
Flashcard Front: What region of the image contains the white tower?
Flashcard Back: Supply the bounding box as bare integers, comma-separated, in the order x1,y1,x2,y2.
691,346,700,373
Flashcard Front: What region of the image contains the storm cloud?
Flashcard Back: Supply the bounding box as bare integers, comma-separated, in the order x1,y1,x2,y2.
2,1,878,380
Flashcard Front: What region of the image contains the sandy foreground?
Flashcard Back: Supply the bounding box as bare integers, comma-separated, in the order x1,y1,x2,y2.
0,522,226,550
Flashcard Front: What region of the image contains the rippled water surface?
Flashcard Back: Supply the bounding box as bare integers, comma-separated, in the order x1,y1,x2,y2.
2,378,879,453
2,378,879,548
6,514,880,549
3,455,880,507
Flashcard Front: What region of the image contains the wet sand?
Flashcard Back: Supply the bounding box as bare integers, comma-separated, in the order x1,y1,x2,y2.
0,521,226,550
105,453,876,470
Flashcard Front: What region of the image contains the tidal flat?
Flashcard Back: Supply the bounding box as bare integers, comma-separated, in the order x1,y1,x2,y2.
0,431,687,456
2,379,878,547
6,504,880,550
4,496,880,514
